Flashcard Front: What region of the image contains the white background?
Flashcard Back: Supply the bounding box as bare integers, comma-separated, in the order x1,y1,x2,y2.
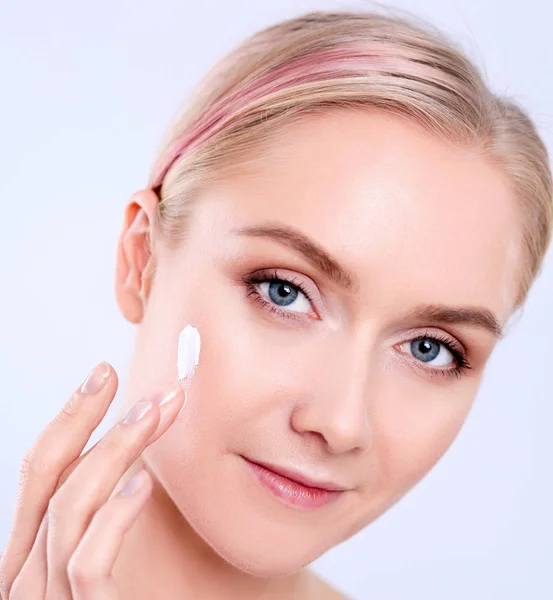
0,1,551,598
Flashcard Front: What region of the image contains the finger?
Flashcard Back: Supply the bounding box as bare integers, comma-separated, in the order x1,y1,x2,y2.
7,514,48,599
67,470,152,600
11,386,184,600
55,397,175,495
45,387,183,598
0,362,116,598
12,455,134,600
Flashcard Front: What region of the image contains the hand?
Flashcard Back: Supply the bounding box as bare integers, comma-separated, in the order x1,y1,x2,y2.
0,362,184,599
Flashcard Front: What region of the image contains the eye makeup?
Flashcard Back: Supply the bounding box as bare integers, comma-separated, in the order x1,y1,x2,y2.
395,329,472,379
242,268,320,322
241,267,473,380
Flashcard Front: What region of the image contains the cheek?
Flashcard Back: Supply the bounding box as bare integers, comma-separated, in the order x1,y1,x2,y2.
177,272,323,421
330,373,480,539
369,377,479,507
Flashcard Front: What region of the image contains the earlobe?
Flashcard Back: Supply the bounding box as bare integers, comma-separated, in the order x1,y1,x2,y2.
114,189,159,324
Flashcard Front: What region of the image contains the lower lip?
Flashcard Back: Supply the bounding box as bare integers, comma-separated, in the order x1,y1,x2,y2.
243,458,343,510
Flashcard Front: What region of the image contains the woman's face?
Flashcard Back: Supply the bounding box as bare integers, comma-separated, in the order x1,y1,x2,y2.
117,110,521,575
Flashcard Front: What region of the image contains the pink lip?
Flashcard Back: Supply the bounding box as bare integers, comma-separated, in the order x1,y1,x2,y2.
242,457,346,510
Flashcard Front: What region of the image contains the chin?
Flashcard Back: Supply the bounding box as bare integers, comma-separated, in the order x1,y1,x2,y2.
145,447,346,577
194,523,319,578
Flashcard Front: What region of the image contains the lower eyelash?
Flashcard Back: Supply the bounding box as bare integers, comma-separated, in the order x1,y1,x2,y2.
246,277,307,321
408,334,472,379
243,270,314,322
243,274,473,378
245,285,303,321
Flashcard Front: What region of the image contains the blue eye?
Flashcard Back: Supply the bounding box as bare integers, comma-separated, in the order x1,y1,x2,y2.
259,280,311,313
404,338,454,367
268,281,298,306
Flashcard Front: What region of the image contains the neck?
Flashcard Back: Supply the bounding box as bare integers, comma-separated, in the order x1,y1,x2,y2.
112,457,313,600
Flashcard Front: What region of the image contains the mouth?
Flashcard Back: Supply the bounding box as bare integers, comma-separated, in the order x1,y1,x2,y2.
241,456,348,510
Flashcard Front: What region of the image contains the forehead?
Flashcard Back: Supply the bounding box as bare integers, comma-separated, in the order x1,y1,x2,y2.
202,110,522,321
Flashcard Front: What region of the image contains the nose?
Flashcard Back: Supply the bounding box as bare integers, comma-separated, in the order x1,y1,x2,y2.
290,338,374,455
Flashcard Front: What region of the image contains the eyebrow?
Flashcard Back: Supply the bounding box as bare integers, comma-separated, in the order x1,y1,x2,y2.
408,304,504,339
232,223,503,339
233,223,356,291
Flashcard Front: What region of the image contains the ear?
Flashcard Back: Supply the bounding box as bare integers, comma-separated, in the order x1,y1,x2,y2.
114,189,159,324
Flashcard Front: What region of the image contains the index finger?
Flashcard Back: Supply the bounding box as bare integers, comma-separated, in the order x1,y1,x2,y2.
0,362,116,597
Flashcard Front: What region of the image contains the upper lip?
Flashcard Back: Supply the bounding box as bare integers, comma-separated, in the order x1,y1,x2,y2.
245,457,349,492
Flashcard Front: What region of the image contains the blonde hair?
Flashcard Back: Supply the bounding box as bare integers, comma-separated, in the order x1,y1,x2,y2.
147,9,552,311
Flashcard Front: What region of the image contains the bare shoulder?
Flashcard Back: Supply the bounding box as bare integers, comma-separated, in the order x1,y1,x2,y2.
305,570,352,600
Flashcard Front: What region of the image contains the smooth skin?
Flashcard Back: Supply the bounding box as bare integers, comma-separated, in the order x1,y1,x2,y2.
1,109,522,599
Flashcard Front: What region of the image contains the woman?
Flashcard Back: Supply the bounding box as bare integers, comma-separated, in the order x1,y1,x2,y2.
1,9,551,600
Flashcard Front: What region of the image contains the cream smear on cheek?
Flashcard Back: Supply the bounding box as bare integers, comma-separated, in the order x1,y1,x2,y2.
177,324,201,385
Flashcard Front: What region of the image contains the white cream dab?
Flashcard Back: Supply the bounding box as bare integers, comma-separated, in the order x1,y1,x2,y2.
177,324,201,382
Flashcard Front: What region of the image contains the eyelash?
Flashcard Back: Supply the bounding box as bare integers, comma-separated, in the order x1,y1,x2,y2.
405,331,472,380
242,270,473,379
243,269,317,322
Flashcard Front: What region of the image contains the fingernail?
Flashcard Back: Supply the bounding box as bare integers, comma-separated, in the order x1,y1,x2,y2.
119,470,148,496
80,362,110,394
122,399,153,424
152,388,180,407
